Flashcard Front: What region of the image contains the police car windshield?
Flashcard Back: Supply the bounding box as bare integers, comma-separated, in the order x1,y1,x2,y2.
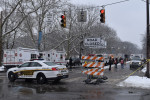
43,62,57,66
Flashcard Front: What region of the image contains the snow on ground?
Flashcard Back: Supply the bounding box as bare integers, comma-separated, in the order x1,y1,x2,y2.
117,76,150,89
141,67,146,73
117,64,150,89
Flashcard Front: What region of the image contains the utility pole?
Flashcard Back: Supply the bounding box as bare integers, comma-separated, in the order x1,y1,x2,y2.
38,31,42,51
0,11,3,66
146,0,150,78
79,40,83,59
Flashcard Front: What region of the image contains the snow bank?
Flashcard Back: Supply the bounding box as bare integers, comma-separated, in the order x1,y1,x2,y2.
118,76,150,89
141,67,146,73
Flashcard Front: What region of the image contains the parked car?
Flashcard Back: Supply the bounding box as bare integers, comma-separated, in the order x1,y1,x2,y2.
7,59,69,84
72,58,82,66
0,66,5,72
130,56,143,69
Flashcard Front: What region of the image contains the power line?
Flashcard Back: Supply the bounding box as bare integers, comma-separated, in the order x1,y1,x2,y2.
76,0,130,10
102,0,130,7
141,0,150,4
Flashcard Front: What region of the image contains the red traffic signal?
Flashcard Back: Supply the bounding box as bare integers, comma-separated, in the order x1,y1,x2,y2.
100,9,105,23
60,15,66,28
61,15,65,19
100,9,105,14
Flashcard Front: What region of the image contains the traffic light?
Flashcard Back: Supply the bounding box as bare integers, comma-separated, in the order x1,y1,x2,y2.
100,9,105,23
60,14,66,28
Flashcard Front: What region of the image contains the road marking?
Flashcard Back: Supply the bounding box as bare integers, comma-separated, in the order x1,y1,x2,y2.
0,76,7,78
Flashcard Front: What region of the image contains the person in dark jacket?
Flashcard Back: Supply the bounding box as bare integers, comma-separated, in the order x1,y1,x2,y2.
120,57,124,69
109,57,112,71
69,57,73,69
114,58,118,68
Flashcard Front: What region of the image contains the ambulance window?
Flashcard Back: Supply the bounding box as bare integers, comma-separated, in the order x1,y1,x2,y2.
60,54,63,59
31,54,36,59
30,62,42,67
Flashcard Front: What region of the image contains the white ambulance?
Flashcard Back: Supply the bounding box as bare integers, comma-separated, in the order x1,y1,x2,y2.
3,47,39,69
42,49,67,65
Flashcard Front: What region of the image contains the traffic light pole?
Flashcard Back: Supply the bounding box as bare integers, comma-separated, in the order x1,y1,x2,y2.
0,11,3,66
79,41,83,60
146,0,150,78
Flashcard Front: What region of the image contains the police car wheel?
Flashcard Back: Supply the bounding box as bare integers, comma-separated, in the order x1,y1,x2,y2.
8,72,16,82
37,74,47,84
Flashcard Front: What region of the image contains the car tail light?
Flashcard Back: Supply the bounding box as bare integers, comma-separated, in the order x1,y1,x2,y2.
52,67,58,71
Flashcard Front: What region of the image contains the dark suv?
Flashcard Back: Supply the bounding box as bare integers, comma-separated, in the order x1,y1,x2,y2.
72,58,81,66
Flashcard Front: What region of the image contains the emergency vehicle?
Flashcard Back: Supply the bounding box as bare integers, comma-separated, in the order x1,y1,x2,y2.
42,49,67,65
130,54,144,60
7,59,69,84
3,47,39,69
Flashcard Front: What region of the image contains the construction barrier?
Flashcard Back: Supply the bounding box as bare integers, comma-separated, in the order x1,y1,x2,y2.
82,55,107,84
82,68,104,76
82,62,104,68
82,56,104,61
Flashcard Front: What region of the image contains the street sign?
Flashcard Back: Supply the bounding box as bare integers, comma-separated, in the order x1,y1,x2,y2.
77,11,87,22
46,12,53,25
84,38,107,48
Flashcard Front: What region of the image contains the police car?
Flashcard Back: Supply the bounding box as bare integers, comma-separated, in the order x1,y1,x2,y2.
7,59,69,84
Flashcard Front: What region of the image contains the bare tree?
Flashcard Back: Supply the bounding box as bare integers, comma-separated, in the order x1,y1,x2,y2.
0,0,24,66
0,0,41,66
1,1,142,63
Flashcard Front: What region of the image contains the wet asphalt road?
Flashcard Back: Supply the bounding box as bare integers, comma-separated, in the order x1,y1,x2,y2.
0,63,150,100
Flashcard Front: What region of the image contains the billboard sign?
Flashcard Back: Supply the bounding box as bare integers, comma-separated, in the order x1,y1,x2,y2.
84,38,107,48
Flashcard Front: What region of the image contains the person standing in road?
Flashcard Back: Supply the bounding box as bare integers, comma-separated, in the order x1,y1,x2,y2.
69,57,73,69
109,57,112,71
120,58,124,69
114,58,118,68
119,57,122,62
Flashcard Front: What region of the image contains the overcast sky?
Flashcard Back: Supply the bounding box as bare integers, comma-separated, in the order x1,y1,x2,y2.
69,0,146,49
